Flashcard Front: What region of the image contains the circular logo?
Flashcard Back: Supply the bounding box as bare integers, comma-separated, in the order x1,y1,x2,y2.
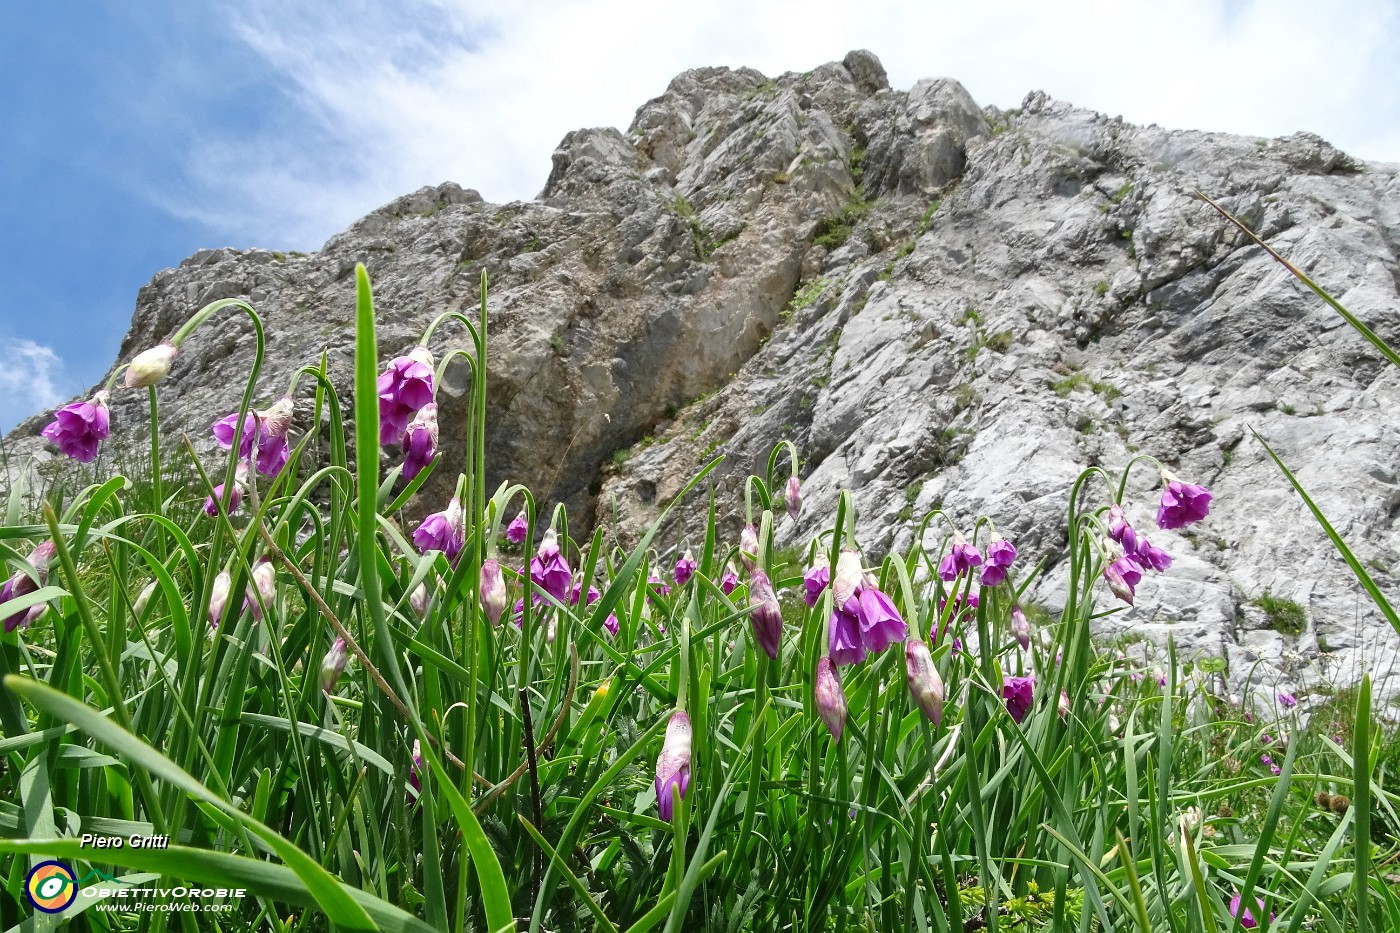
25,861,77,913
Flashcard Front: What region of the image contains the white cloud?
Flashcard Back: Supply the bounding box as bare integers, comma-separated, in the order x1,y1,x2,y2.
0,338,68,432
165,0,1400,249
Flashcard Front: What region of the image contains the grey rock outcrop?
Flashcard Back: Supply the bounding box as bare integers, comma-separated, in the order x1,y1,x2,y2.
7,52,1399,713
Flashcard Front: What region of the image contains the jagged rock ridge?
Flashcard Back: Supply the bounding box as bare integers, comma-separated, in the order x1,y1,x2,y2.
7,51,1400,710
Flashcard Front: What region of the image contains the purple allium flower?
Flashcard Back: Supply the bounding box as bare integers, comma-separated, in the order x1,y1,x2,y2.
603,613,619,636
937,592,979,621
261,396,294,437
505,510,528,545
654,710,692,822
719,562,739,595
803,554,830,607
414,498,465,563
480,558,507,626
673,549,697,586
1003,675,1036,724
1228,893,1272,928
980,536,1017,587
784,476,802,523
1260,754,1273,767
123,342,176,388
938,534,983,582
739,524,759,571
1134,537,1173,572
1058,689,1071,719
209,571,232,628
1157,674,1168,687
1278,692,1297,710
747,570,783,660
1270,764,1282,775
1010,605,1031,650
1261,733,1272,744
401,403,438,480
1156,471,1213,529
377,346,435,445
1103,552,1143,606
204,461,250,517
320,637,349,694
1107,504,1131,542
570,577,601,607
905,638,945,725
856,579,907,652
828,602,867,667
531,529,572,604
212,408,289,478
41,391,110,463
647,573,671,600
813,657,847,741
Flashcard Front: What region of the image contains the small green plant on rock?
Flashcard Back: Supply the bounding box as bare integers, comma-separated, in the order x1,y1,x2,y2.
1254,589,1307,635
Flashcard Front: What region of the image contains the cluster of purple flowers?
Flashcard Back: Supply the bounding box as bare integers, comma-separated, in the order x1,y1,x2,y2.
40,341,179,464
1102,473,1212,606
378,347,439,479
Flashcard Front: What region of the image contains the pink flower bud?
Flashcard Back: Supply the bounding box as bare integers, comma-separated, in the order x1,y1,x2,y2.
719,562,739,595
831,548,863,612
673,549,697,586
505,510,528,544
480,558,507,626
747,570,783,660
814,657,848,741
246,559,276,620
124,342,176,388
654,709,692,822
320,637,349,694
401,402,439,480
739,524,759,571
784,476,802,522
1010,605,1031,650
803,554,830,607
209,571,232,628
410,582,431,618
1058,689,1071,719
905,638,944,725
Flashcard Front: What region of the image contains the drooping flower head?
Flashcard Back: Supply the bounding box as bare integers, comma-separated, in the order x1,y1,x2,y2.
831,549,864,612
980,535,1017,587
211,408,289,478
1103,547,1143,606
1010,604,1031,650
1227,893,1272,929
123,342,176,388
813,657,847,741
204,461,250,517
803,553,830,608
0,541,56,633
603,613,620,636
784,476,802,523
41,391,110,463
673,549,697,586
747,570,783,660
530,529,573,604
905,638,945,725
1278,692,1297,710
719,562,739,595
505,510,528,545
261,396,295,438
378,346,435,445
480,558,507,626
209,571,233,628
1156,470,1213,530
1134,536,1173,572
401,403,439,480
828,600,867,667
413,497,465,563
857,574,907,652
1003,674,1036,724
938,533,983,582
739,524,760,571
320,637,349,694
654,709,692,822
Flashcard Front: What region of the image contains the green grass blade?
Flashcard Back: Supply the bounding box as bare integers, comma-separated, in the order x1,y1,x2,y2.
519,815,619,933
1353,675,1372,933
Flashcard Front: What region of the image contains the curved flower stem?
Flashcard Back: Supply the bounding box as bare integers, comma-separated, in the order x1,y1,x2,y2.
147,387,162,524
419,308,482,350
765,439,800,491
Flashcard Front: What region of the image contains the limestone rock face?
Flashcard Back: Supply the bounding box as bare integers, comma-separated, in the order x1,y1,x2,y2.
8,52,1400,710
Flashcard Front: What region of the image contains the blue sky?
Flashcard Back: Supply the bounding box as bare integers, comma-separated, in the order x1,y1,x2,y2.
3,0,1399,431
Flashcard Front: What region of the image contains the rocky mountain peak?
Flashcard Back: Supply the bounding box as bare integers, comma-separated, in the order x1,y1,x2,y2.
7,51,1399,710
